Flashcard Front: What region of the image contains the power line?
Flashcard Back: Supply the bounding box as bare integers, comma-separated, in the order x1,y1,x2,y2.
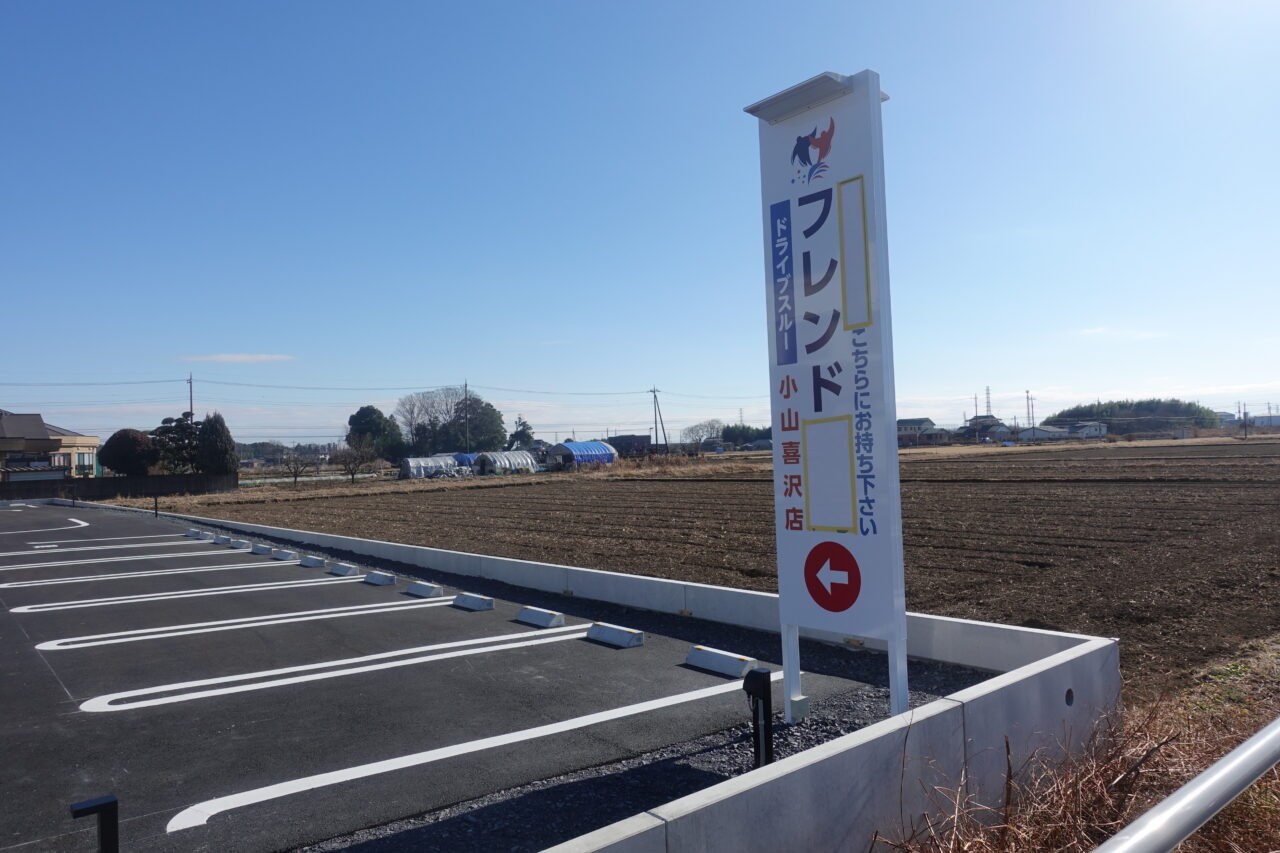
200,380,456,392
0,379,182,387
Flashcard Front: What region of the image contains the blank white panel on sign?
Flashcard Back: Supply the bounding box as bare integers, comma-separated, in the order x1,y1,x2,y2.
802,416,855,532
839,175,871,330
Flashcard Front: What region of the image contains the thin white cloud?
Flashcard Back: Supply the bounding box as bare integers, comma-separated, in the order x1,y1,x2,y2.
180,354,296,363
1074,327,1166,341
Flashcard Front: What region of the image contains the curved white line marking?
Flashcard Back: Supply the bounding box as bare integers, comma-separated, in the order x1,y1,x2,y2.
82,629,588,712
39,598,458,650
10,576,364,613
0,549,244,572
29,533,185,545
0,560,300,588
0,540,201,558
167,671,783,831
0,518,89,536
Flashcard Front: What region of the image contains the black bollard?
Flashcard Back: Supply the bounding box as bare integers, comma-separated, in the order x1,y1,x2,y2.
70,794,119,853
742,667,775,768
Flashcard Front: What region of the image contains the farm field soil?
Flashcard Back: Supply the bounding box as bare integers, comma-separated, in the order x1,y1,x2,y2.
149,439,1280,695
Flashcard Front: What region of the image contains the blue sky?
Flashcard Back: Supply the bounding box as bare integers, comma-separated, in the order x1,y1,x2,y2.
3,1,1277,443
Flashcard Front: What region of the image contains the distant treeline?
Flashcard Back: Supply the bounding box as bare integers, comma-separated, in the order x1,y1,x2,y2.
721,424,771,444
235,441,334,460
1043,398,1219,435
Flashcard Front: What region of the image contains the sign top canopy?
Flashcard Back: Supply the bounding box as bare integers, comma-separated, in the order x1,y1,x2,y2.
744,71,889,125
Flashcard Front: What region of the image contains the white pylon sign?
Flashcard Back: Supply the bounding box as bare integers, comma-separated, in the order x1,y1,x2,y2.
745,70,909,717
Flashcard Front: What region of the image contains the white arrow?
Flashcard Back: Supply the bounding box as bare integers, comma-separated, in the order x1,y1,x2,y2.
816,558,849,594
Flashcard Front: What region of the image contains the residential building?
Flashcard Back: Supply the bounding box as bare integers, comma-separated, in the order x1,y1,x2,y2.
0,410,100,482
897,418,949,446
1020,426,1072,442
954,414,1011,443
1068,421,1109,439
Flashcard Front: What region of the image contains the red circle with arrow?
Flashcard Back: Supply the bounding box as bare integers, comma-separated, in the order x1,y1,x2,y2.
803,541,862,612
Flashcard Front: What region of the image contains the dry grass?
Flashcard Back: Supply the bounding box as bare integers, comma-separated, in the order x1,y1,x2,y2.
878,639,1280,852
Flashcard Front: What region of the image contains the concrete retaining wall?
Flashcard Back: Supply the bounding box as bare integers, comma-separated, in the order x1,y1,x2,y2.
53,501,1121,851
551,639,1118,853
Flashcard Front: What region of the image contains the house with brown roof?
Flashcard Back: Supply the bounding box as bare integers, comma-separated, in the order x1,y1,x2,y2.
0,410,100,482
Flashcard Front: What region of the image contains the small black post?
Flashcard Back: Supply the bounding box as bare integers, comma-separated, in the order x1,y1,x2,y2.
153,494,158,518
742,667,774,768
70,794,119,853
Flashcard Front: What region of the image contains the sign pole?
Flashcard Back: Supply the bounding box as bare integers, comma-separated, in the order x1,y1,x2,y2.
888,634,908,715
781,622,807,722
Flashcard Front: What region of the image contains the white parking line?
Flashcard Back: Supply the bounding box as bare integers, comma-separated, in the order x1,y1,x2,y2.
0,550,247,572
10,576,366,613
37,598,460,650
83,627,589,712
166,670,784,831
28,533,186,545
0,518,89,536
0,560,301,588
0,540,214,558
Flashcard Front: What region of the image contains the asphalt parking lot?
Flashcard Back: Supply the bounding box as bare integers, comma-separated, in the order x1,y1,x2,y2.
0,502,868,852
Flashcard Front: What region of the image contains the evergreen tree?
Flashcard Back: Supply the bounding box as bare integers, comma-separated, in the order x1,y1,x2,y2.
507,415,534,449
196,412,239,474
346,405,405,462
151,412,200,473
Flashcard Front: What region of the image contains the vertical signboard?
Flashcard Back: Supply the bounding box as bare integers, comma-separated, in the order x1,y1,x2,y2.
746,71,908,716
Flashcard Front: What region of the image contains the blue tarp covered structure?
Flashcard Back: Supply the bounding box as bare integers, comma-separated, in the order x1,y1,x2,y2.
548,441,618,469
435,452,480,468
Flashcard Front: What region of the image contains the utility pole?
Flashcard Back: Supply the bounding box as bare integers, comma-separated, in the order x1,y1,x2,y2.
650,387,668,448
187,373,194,416
1025,390,1031,428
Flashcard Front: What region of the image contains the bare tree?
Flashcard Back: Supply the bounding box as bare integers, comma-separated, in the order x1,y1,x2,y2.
394,393,430,442
330,437,377,484
280,450,315,487
681,419,726,447
395,387,467,453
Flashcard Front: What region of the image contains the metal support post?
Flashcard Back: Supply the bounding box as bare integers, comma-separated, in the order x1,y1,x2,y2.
781,622,808,722
742,667,774,767
888,634,909,715
70,794,118,853
153,495,158,518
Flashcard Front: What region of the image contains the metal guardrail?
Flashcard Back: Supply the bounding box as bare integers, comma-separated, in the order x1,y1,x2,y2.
1095,712,1280,853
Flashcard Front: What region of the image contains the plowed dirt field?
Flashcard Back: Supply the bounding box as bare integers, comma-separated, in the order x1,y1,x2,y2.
158,439,1280,694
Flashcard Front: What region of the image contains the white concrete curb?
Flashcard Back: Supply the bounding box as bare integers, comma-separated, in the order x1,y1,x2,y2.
516,606,566,628
229,539,250,549
684,645,757,678
406,581,445,598
587,622,644,648
454,592,494,611
250,544,272,555
272,550,299,561
300,555,325,568
328,564,360,577
363,571,396,586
